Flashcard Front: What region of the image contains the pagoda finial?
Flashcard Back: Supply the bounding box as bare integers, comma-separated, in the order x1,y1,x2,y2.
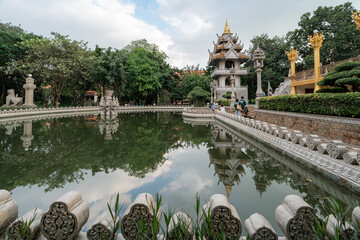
223,18,231,34
225,185,232,200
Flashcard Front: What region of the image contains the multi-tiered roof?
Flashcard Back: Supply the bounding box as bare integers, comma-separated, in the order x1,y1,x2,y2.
208,20,249,66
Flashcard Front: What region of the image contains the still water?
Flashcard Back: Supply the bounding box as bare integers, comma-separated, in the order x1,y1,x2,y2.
0,112,359,234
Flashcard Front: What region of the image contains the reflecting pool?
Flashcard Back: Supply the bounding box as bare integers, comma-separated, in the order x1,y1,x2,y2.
0,112,359,234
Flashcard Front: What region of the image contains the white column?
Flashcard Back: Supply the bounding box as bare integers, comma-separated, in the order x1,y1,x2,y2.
23,75,36,107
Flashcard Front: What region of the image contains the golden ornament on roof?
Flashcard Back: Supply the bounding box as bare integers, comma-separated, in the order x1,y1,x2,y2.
223,19,231,34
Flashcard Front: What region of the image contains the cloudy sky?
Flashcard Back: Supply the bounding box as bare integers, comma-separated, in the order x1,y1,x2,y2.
1,0,359,68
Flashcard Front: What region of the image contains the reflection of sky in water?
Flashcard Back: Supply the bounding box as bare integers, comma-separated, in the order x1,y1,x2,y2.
10,143,303,234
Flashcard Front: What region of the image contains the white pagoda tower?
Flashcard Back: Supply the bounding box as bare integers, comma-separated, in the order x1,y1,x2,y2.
208,20,249,103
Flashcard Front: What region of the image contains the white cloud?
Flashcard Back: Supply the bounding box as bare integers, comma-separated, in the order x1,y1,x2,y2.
1,0,360,68
0,0,174,57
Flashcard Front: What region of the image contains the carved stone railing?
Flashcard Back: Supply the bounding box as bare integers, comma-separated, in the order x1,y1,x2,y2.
120,193,161,240
2,190,360,239
40,191,89,240
202,194,242,239
0,105,189,119
214,110,360,192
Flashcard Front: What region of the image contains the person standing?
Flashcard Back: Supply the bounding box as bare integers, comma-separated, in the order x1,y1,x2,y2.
239,96,246,116
211,101,216,113
234,98,241,116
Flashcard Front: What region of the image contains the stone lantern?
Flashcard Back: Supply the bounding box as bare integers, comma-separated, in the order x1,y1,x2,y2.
23,74,36,107
253,46,265,107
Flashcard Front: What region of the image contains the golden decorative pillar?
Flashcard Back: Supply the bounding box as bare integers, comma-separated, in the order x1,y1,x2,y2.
286,47,299,94
308,30,325,92
352,11,360,31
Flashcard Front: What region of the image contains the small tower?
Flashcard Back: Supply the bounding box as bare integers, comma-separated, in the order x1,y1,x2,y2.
208,20,249,102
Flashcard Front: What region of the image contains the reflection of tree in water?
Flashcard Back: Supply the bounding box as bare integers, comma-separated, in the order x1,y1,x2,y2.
212,123,360,217
0,112,212,192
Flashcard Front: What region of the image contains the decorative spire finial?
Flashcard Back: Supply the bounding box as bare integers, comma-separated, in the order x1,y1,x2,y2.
352,11,360,31
225,185,232,200
223,18,231,34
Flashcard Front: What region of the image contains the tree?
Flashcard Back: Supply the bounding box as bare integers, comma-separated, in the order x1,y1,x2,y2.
0,22,39,104
126,47,162,103
242,34,290,100
186,86,210,106
287,2,360,69
14,32,96,106
318,61,360,92
91,46,128,100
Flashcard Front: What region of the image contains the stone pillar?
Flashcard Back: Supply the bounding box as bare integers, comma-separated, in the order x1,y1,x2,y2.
213,80,217,101
104,89,114,103
230,70,236,106
210,82,214,101
255,68,263,97
308,30,324,92
23,74,36,107
253,46,265,108
21,121,34,149
286,47,299,95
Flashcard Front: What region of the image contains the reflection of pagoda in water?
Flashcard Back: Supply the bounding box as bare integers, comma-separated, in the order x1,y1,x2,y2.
208,124,251,198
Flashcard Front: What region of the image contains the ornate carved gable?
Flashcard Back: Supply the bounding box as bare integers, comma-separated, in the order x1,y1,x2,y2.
225,40,235,49
225,48,238,59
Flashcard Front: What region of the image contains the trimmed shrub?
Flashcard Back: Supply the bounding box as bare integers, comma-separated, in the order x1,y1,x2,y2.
315,87,349,93
259,93,360,118
216,99,231,106
222,91,232,99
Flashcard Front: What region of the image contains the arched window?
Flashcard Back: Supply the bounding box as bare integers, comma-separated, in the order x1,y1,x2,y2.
225,77,230,86
225,61,234,69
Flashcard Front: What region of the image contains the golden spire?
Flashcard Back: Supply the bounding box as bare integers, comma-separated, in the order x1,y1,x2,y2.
223,19,231,34
225,185,232,200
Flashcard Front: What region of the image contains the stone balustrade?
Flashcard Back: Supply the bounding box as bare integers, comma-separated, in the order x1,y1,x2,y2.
1,190,360,239
0,105,189,119
214,110,360,192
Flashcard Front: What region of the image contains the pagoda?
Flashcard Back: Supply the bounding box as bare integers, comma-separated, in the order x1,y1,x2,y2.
208,20,250,103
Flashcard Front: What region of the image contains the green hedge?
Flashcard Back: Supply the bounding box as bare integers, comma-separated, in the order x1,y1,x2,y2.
216,99,231,106
259,93,360,118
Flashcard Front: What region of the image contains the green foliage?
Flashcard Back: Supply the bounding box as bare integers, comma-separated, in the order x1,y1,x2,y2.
105,193,124,240
187,86,210,106
91,46,127,95
315,87,348,93
334,62,360,71
13,32,96,106
287,2,360,69
222,92,231,99
241,34,290,100
180,73,212,99
318,61,360,91
242,2,360,99
215,99,230,106
259,93,360,118
0,22,39,103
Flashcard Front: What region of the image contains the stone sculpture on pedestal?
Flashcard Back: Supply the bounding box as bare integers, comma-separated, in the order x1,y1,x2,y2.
23,74,36,107
99,90,118,120
5,89,23,107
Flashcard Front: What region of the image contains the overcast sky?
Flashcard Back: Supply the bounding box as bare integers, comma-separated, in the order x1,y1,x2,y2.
1,0,359,68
